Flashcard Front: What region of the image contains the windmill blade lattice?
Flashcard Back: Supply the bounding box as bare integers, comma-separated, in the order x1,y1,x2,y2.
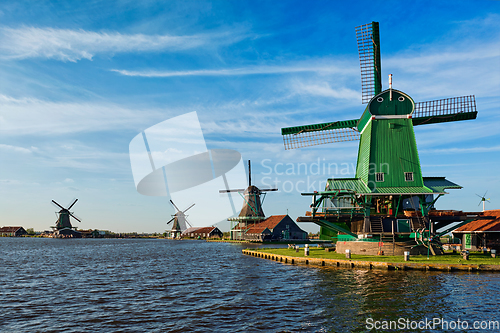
219,189,246,193
281,119,360,150
68,212,82,223
356,22,382,104
52,200,65,210
413,95,477,126
182,203,195,213
67,198,78,210
170,200,181,212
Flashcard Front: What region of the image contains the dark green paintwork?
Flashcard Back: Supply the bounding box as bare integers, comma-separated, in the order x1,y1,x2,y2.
355,90,423,190
369,90,414,116
412,111,477,126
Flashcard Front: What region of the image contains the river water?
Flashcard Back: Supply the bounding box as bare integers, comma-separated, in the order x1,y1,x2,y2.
1,238,499,332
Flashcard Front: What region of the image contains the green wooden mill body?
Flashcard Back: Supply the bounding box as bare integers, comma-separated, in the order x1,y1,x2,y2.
281,22,478,246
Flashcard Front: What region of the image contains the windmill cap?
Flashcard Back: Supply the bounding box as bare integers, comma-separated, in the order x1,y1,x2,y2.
368,89,415,116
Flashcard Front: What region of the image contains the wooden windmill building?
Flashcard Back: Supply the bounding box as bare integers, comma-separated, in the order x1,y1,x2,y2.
51,199,82,238
281,22,481,255
220,161,277,240
167,200,194,239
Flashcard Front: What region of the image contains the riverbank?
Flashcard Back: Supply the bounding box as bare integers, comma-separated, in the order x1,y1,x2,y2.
243,248,500,272
207,239,333,244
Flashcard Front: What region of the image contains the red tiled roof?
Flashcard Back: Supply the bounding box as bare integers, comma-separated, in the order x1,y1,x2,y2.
190,226,217,234
182,227,201,235
246,226,270,234
255,215,287,229
0,226,24,232
454,210,500,232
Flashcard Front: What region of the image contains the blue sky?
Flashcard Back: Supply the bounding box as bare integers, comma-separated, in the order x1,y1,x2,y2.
0,0,499,233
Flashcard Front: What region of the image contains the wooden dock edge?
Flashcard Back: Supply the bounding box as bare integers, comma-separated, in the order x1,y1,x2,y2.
241,250,500,272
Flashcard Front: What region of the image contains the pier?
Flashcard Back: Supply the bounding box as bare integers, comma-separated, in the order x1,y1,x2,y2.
242,249,500,272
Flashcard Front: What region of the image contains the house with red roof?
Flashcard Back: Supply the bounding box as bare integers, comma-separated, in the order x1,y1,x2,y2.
0,226,27,237
181,226,223,239
238,215,307,241
452,210,500,251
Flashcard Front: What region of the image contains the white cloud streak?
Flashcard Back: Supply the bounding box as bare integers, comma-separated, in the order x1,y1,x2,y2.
0,143,33,153
0,94,163,135
0,26,247,62
111,62,357,77
421,145,500,155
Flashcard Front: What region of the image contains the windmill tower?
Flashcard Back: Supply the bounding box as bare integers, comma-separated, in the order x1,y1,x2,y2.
167,200,194,239
51,199,82,238
220,160,277,240
281,22,478,253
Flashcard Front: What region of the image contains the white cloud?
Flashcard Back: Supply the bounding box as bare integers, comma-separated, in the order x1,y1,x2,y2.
0,26,249,62
64,178,74,183
0,94,164,135
384,32,500,99
291,81,359,100
0,179,21,185
111,61,357,77
0,143,32,153
421,145,500,155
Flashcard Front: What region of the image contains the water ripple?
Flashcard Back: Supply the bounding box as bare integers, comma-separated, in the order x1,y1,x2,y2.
1,238,500,332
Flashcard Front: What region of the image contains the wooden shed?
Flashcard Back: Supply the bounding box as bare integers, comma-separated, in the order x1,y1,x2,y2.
452,210,500,251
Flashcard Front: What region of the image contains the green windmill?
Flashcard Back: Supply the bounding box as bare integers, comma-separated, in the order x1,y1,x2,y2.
281,22,478,254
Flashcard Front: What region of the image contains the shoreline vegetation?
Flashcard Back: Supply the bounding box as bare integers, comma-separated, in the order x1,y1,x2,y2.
243,248,500,272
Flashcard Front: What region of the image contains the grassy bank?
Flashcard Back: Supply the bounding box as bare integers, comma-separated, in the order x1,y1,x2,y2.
253,247,500,266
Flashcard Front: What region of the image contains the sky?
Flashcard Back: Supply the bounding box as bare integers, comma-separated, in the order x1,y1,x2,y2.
0,0,499,233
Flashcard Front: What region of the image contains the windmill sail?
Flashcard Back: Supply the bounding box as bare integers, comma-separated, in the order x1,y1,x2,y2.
356,22,382,104
281,119,360,150
412,95,477,126
51,199,81,230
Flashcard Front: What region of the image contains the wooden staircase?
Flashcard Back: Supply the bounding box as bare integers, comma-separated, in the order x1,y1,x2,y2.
370,217,384,233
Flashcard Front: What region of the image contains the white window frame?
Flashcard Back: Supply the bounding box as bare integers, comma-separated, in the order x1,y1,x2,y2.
404,172,414,182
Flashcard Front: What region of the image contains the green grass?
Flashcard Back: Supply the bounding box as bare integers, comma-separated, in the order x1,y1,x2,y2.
253,248,500,265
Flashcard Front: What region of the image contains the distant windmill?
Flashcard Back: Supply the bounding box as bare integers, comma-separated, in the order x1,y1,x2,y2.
51,199,82,237
219,160,277,239
167,200,194,238
476,192,491,212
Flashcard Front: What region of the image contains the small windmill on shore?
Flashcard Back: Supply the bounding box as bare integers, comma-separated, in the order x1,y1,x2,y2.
167,200,194,238
51,199,82,238
477,192,491,212
220,160,277,239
